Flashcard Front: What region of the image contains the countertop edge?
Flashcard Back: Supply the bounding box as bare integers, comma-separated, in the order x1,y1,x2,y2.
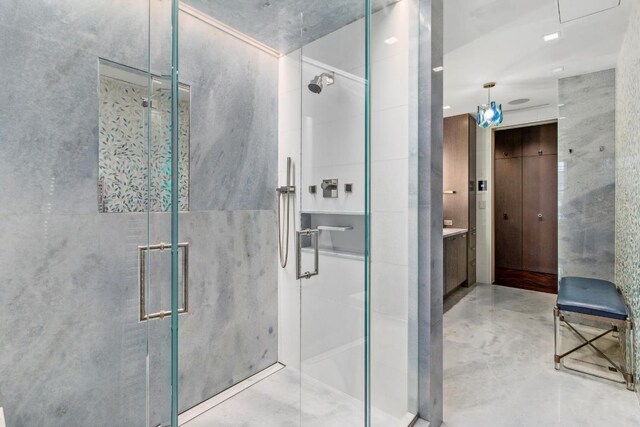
443,228,468,238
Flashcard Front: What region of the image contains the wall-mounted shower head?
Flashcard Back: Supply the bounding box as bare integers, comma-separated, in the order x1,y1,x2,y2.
308,72,335,94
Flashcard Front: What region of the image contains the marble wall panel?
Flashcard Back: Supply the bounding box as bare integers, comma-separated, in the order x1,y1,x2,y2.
0,1,279,425
615,0,640,400
177,210,278,411
179,12,278,212
0,213,148,426
0,26,103,215
558,69,616,281
416,0,444,425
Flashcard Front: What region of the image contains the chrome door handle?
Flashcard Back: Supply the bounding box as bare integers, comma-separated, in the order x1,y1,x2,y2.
296,228,319,279
139,242,189,321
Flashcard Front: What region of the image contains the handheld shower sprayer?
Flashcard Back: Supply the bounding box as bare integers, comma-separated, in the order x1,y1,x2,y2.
277,157,295,268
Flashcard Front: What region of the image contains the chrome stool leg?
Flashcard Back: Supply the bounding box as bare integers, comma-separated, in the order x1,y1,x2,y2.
554,306,561,370
624,319,635,391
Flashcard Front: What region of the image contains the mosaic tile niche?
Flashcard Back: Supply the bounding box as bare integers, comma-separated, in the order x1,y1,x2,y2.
98,67,190,212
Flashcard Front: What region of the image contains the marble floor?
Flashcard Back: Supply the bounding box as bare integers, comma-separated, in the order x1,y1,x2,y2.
181,367,403,427
443,283,640,427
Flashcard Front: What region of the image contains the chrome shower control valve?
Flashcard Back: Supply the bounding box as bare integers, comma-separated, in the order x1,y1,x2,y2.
321,179,338,198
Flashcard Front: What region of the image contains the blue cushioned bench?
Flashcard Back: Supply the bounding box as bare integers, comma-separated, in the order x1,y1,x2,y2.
554,276,635,390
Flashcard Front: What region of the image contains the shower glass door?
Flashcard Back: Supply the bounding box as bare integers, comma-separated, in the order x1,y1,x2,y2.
297,1,371,425
147,1,180,426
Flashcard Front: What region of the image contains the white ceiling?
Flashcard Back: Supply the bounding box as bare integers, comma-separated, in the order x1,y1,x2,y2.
443,0,630,120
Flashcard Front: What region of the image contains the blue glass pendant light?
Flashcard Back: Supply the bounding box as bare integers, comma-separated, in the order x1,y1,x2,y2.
476,82,503,128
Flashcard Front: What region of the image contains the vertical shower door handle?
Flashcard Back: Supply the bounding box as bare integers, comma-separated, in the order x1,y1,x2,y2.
296,228,319,279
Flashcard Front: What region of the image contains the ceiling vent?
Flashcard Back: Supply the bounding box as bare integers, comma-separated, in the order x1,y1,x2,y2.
557,0,621,23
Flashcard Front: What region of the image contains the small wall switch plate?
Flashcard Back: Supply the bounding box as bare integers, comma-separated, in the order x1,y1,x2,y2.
444,219,453,226
345,183,353,193
479,200,487,210
309,185,316,194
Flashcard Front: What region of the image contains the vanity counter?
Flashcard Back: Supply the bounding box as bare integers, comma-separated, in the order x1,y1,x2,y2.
443,228,468,238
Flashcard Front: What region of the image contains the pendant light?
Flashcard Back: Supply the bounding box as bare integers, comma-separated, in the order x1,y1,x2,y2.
476,82,503,128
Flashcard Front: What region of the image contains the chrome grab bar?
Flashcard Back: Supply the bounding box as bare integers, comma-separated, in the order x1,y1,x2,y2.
138,242,189,321
296,229,319,280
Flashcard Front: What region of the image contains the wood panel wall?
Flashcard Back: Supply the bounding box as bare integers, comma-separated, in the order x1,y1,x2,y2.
443,114,477,290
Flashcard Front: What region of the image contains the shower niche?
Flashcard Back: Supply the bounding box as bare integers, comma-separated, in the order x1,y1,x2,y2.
97,59,191,213
300,212,364,259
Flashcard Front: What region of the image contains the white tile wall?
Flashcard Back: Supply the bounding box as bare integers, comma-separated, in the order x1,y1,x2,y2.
277,50,303,369
277,1,413,422
372,106,409,161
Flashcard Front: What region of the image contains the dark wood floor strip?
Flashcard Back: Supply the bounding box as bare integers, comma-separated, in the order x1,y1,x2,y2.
494,268,558,294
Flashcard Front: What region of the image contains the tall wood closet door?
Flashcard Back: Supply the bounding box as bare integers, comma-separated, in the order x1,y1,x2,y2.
494,157,522,270
522,154,558,274
521,123,557,157
495,128,522,159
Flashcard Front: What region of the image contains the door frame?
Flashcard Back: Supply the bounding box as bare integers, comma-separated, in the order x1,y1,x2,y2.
490,119,558,285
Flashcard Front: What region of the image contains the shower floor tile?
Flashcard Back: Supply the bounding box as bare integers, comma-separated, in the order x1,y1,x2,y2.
181,367,399,427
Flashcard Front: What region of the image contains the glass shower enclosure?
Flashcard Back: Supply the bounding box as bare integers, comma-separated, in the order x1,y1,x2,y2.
0,0,422,426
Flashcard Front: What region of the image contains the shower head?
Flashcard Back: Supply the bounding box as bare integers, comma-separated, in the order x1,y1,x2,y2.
308,72,334,94
308,76,323,94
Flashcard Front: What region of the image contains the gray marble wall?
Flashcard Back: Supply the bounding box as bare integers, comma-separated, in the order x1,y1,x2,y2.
0,1,278,426
557,69,616,281
615,0,640,399
416,0,444,425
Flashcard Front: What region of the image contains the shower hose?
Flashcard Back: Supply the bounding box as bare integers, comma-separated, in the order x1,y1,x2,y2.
278,159,293,268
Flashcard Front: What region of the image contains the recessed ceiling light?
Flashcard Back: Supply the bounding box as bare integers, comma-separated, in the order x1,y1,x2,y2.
443,105,451,110
558,116,566,120
543,32,560,42
558,103,565,107
433,66,444,72
384,36,399,45
551,66,564,73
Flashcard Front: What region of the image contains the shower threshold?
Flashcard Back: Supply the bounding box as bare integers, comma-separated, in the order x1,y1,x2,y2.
178,363,416,426
178,362,286,425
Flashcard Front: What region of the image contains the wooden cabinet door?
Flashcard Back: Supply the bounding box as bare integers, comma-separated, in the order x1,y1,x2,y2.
495,157,523,270
443,115,470,228
468,228,476,262
444,238,456,294
468,259,476,287
469,193,476,230
522,155,558,274
522,123,557,157
457,234,468,285
494,128,522,159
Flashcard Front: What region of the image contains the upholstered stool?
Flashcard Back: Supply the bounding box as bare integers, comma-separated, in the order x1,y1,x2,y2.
554,276,635,390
